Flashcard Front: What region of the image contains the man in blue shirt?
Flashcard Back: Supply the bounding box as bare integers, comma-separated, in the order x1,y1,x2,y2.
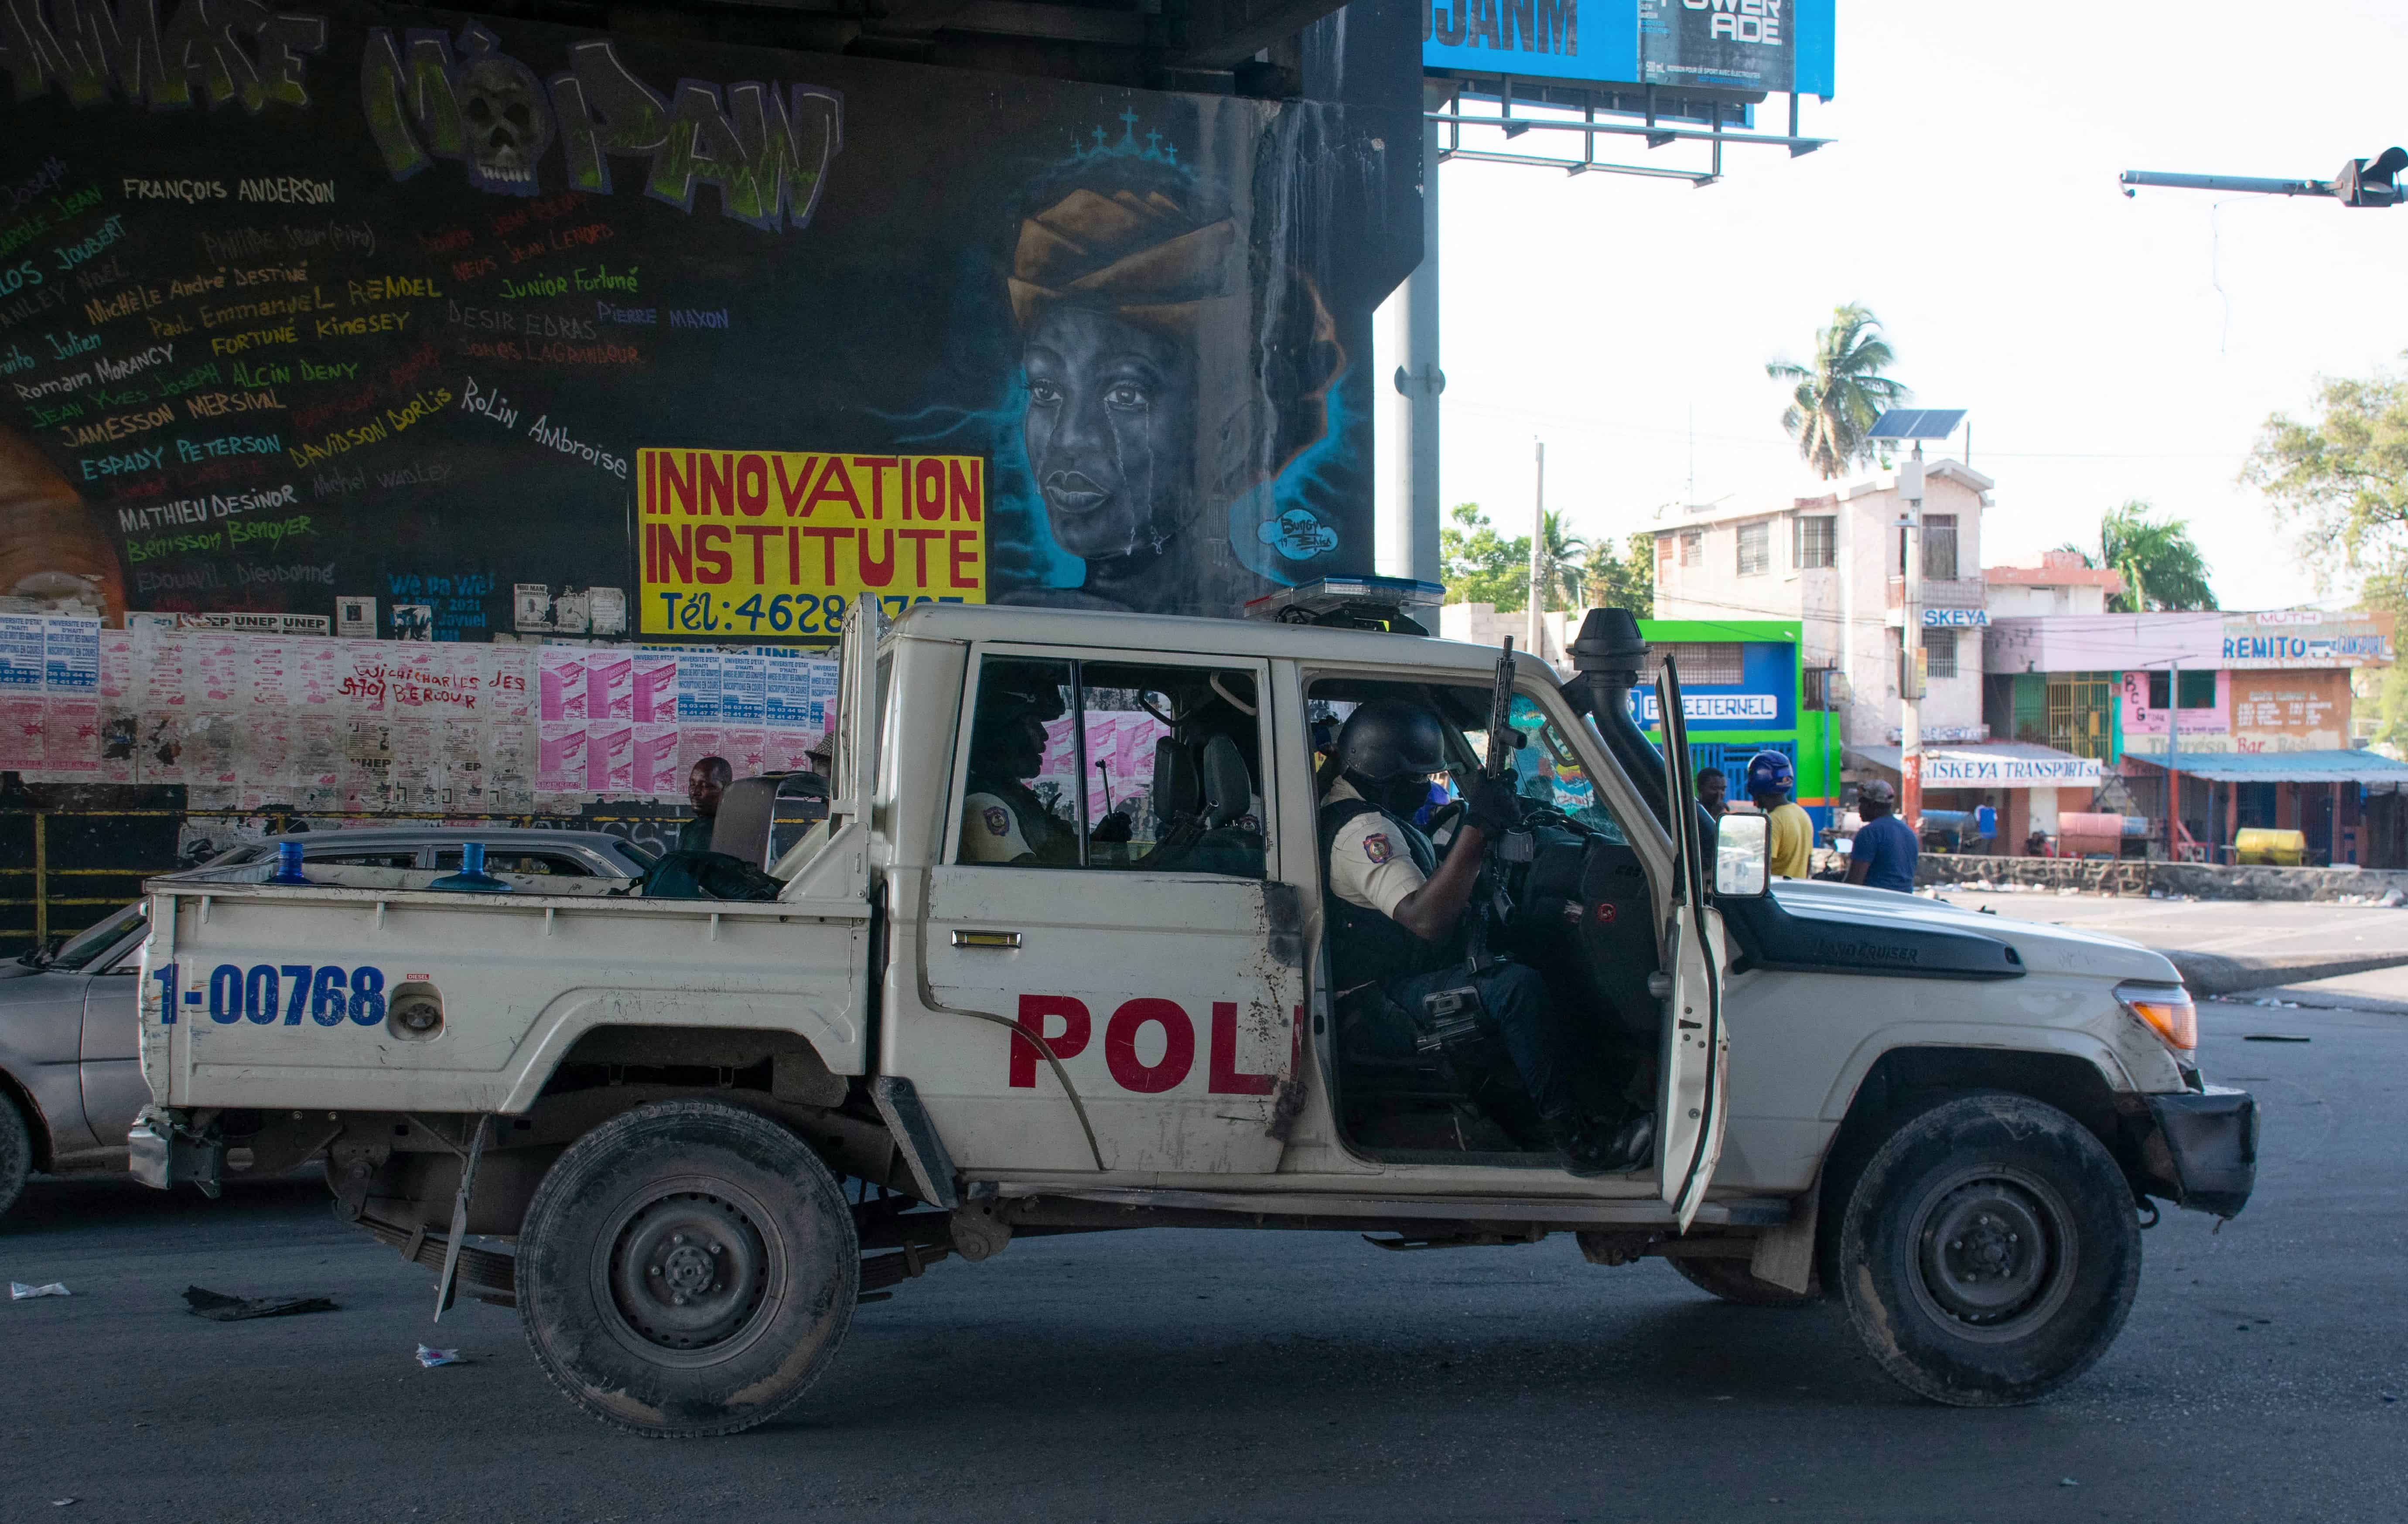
1848,777,1920,892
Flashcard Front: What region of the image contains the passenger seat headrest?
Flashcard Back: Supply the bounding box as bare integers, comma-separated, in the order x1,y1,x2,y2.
1152,738,1199,827
1200,733,1251,829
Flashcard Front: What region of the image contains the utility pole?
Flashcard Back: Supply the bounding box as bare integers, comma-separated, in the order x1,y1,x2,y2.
1386,97,1445,585
2165,657,2181,861
1526,439,1546,660
1899,443,1925,834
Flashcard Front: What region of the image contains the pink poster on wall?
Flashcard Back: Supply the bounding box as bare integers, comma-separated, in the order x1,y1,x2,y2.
632,652,677,723
586,722,634,792
538,723,589,792
587,655,633,720
633,724,681,795
539,650,589,722
722,728,768,778
0,698,45,767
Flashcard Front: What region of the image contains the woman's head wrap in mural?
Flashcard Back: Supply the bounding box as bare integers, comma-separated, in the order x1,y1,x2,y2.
1006,164,1345,615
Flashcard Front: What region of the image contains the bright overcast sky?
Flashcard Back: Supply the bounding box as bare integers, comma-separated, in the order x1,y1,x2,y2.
1375,0,2408,611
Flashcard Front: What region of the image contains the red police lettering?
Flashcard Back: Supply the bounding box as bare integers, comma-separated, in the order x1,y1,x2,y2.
1208,1000,1276,1095
1010,994,1090,1088
1104,998,1194,1093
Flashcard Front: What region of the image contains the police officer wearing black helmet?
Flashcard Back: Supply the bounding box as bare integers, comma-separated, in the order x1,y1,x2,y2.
1319,699,1654,1176
960,663,1079,866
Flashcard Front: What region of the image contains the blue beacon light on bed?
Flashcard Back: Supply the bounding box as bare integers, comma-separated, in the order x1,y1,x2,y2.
267,841,311,885
429,842,513,894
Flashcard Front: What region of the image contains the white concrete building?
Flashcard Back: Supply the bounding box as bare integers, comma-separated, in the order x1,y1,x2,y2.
1650,460,1994,751
1984,549,2124,618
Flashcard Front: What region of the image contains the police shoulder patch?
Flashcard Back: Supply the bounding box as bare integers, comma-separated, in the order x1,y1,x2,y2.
1362,832,1392,865
982,806,1011,837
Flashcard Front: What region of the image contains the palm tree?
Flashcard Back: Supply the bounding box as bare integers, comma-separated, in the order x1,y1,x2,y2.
1535,510,1591,610
2060,501,2218,611
1766,303,1912,480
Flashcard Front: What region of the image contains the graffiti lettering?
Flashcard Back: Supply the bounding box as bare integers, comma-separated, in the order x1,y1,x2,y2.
361,24,840,231
0,0,328,111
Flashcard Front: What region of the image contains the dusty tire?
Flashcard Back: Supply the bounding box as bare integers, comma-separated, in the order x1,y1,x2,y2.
1668,1254,1821,1308
517,1099,858,1437
0,1091,30,1221
1837,1091,2140,1407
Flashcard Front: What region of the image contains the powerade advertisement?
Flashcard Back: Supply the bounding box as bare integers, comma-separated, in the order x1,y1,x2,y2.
1421,0,1834,98
0,0,1418,639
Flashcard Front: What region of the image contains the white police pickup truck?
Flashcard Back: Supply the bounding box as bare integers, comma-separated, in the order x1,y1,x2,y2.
130,592,2255,1436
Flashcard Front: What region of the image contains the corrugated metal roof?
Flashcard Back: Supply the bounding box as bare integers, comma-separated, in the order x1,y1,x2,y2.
2119,748,2408,784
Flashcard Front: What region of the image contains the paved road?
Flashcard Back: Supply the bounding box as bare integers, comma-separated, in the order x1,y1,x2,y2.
2,995,2402,1523
1934,887,2408,957
1942,887,2408,1005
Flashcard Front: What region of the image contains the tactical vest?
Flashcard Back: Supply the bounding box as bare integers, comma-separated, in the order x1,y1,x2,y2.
1317,797,1464,989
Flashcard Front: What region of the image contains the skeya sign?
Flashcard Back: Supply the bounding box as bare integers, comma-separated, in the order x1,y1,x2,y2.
1010,993,1291,1096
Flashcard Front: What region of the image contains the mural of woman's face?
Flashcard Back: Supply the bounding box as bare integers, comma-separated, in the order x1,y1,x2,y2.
1021,306,1196,562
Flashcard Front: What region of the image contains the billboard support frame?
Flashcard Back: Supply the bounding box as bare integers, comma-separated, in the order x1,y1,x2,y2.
1428,77,1828,182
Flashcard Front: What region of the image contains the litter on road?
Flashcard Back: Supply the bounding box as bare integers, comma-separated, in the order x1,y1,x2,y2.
416,1344,464,1368
11,1282,71,1299
182,1285,338,1321
2244,1034,2313,1043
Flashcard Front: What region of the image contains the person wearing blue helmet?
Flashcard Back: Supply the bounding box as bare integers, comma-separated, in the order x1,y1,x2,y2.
1745,750,1813,879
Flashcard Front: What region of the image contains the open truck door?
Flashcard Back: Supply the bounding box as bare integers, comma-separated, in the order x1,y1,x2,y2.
1653,658,1731,1231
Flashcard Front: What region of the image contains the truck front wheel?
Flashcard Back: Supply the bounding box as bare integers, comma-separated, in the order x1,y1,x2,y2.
517,1099,859,1437
1837,1092,2140,1407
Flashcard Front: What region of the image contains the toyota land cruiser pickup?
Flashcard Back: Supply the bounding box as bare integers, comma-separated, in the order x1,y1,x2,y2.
129,597,2256,1435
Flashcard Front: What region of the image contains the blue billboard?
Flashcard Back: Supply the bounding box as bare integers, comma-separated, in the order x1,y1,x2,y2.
1423,0,1834,99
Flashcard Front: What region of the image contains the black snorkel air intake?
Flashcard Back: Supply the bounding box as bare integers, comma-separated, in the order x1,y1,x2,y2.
1565,607,1671,828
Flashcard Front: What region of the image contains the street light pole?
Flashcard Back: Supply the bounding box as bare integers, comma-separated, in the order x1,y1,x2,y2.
1899,443,1925,833
1527,439,1545,660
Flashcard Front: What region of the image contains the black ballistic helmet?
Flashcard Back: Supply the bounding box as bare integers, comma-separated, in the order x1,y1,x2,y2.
1334,700,1448,782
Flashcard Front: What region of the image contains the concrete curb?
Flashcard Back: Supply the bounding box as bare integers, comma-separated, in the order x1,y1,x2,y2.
2159,948,2408,999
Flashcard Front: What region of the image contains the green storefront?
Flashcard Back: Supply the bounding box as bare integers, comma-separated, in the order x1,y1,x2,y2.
1636,619,1839,829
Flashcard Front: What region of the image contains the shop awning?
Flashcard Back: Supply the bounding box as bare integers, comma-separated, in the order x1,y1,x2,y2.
1846,742,2101,788
2121,747,2408,787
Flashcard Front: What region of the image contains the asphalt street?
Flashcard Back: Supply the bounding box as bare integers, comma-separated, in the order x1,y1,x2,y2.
2,990,2402,1524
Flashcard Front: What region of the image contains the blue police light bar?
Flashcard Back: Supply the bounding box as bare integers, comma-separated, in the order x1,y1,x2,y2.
1867,409,1967,442
1244,576,1447,634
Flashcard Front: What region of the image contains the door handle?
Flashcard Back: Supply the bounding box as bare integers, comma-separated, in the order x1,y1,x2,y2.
952,929,1022,950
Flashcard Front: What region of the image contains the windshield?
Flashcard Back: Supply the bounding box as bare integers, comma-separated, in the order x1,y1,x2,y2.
35,901,147,972
1463,697,1629,842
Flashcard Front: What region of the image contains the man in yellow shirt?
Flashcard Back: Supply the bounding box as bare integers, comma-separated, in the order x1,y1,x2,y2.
1745,751,1814,879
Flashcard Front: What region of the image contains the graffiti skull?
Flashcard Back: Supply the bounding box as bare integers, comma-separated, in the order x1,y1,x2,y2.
458,51,553,196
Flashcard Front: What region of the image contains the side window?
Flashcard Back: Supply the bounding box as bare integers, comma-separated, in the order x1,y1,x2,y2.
316,852,420,869
955,655,1265,877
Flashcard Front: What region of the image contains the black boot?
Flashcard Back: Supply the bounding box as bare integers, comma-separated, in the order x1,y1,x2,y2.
1543,1112,1617,1178
1602,1112,1654,1173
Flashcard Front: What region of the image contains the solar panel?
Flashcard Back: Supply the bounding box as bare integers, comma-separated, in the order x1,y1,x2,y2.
1868,408,1967,441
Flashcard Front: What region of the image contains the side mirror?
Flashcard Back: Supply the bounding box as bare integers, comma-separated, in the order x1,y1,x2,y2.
1713,812,1772,899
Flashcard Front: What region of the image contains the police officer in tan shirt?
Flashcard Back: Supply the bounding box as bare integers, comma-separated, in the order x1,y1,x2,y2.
1318,700,1652,1176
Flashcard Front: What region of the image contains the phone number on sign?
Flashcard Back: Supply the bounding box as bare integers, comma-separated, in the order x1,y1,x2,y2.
652,591,968,636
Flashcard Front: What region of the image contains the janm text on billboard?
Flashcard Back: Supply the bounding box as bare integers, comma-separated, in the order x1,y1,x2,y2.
639,449,988,638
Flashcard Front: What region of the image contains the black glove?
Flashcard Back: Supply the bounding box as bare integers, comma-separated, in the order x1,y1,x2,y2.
1464,774,1524,837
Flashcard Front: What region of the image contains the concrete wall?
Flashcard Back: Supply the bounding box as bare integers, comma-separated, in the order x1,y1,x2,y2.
1916,851,2408,902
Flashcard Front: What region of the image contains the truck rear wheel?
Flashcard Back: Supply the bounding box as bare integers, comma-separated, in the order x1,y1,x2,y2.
517,1099,858,1437
1837,1091,2139,1407
1667,1255,1821,1308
